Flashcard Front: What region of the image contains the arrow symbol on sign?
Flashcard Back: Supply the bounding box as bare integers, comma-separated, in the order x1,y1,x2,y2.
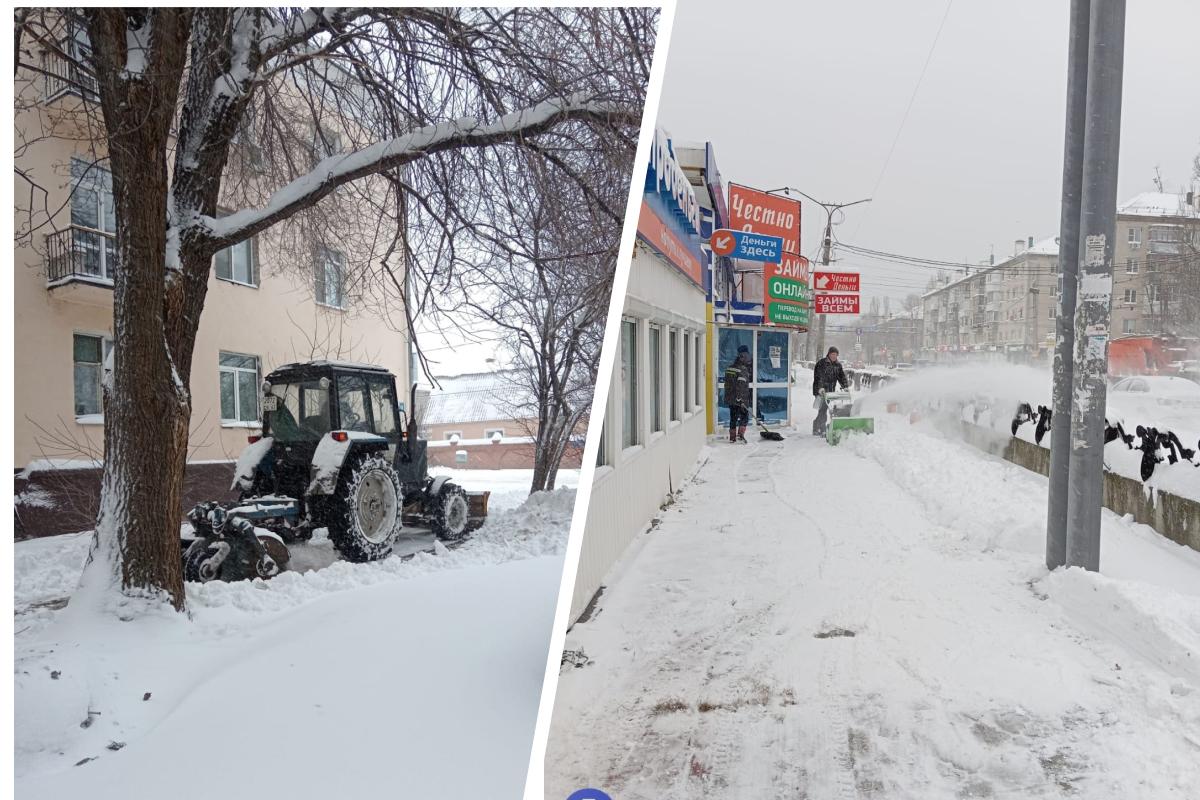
714,235,731,250
816,275,829,289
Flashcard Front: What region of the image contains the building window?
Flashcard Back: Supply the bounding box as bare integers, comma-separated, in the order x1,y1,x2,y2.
1123,288,1137,304
73,333,112,417
669,329,680,422
620,319,638,448
68,158,117,280
1146,284,1160,304
219,351,260,424
1123,319,1136,334
443,430,463,441
315,247,345,308
684,332,694,412
311,124,343,165
1128,227,1141,245
1126,258,1138,274
1048,306,1056,319
596,422,608,467
214,237,256,286
694,332,703,409
484,427,504,439
649,324,662,433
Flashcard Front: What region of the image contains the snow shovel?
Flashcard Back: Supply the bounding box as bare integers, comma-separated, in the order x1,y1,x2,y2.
757,416,784,441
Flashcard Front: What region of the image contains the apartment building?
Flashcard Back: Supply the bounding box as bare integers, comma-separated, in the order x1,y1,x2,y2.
14,34,412,483
1111,191,1200,336
922,237,1059,361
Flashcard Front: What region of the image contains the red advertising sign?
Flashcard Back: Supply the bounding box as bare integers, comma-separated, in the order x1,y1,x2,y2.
812,271,860,292
636,199,703,286
814,293,860,315
728,183,801,255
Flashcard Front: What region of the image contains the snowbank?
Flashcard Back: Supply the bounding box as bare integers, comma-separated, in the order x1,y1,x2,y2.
15,483,576,798
853,364,1200,502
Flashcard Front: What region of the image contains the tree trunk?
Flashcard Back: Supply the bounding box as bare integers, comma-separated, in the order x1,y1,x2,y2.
79,10,192,611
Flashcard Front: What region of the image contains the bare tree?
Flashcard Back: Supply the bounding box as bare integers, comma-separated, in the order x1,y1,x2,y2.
443,147,623,493
14,8,654,612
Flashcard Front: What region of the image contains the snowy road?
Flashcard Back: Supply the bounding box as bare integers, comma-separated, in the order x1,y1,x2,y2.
546,415,1200,799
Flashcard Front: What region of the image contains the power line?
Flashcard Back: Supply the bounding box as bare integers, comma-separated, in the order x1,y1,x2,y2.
853,0,955,241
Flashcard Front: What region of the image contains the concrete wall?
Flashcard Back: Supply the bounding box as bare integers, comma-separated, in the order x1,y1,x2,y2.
960,422,1200,554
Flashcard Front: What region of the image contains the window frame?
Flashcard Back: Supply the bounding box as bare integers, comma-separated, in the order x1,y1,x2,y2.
72,332,112,418
648,324,663,433
620,317,639,449
315,247,346,309
213,221,258,288
218,351,261,425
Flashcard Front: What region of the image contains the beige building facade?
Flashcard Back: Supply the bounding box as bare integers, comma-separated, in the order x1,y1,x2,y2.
922,237,1059,361
14,46,412,472
1110,191,1200,337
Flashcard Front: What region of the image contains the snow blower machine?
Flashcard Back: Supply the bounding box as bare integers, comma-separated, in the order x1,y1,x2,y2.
181,361,489,583
824,390,875,445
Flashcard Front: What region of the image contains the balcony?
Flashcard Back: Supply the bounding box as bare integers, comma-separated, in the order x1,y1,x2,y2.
46,225,116,291
42,47,99,103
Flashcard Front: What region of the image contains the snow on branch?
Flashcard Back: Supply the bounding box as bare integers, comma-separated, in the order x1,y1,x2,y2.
196,93,638,249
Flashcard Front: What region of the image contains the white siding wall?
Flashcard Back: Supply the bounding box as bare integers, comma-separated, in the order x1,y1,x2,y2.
569,244,707,622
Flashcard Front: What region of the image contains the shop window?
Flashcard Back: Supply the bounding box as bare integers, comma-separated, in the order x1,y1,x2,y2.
621,319,638,448
756,330,789,383
669,329,680,422
649,324,662,433
683,332,693,412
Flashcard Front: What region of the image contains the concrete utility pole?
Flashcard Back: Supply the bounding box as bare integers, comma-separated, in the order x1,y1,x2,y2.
767,188,871,357
1065,0,1125,572
1047,0,1091,571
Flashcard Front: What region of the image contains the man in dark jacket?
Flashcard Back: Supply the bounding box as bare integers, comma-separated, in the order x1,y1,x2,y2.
812,346,850,436
723,345,753,443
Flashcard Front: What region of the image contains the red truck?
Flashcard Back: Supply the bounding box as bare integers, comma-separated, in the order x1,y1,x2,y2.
1108,335,1199,378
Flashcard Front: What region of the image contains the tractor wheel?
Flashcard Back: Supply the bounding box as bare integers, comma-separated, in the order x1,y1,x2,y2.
183,540,225,583
429,484,470,542
327,455,403,562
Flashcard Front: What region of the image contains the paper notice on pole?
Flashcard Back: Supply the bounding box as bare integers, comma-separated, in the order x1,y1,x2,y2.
1079,273,1112,302
1084,234,1106,267
1085,323,1108,360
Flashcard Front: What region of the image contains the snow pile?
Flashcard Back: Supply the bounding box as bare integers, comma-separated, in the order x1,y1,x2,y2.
853,364,1200,501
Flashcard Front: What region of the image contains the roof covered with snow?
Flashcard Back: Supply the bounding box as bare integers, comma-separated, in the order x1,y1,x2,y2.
420,370,533,425
1118,191,1199,219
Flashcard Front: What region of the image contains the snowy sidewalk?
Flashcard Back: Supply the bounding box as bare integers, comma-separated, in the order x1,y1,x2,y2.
546,417,1200,799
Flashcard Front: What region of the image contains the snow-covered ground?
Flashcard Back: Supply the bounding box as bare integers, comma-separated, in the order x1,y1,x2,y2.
546,400,1200,798
15,469,577,799
429,466,580,513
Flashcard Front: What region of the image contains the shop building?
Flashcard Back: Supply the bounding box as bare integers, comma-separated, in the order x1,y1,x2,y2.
569,129,710,622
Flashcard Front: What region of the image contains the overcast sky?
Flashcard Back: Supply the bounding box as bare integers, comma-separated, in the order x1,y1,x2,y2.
658,0,1200,303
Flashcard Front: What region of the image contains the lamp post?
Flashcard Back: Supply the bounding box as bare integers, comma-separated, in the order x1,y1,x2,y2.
767,188,871,357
